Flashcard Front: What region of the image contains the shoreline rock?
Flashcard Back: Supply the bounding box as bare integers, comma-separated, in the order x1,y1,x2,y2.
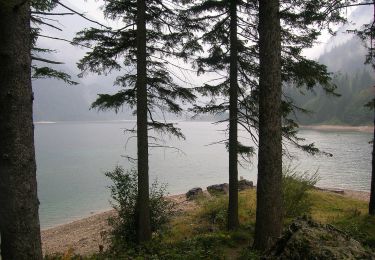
207,183,229,195
265,217,374,259
186,187,203,200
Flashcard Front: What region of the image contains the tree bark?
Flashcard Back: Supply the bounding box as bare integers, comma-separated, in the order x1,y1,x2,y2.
135,0,152,243
253,0,283,251
0,1,43,259
227,0,239,230
369,105,375,215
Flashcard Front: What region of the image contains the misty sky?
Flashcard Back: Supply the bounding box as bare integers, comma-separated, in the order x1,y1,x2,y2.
36,1,372,87
62,0,369,56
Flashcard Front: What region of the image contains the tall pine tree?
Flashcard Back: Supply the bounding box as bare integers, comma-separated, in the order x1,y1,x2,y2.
253,0,282,251
0,1,42,258
180,0,344,232
74,0,195,243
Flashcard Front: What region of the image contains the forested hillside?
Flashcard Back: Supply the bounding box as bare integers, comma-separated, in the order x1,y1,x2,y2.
285,37,375,126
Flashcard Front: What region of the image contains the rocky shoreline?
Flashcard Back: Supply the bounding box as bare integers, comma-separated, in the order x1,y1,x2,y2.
41,188,370,256
41,194,196,256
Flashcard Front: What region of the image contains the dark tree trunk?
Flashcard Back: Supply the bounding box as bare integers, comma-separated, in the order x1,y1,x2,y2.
253,0,283,251
227,0,239,230
369,107,375,215
135,0,152,243
0,1,43,259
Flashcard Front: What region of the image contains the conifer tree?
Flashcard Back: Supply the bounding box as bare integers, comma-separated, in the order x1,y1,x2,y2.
323,0,374,216
356,2,374,215
180,0,344,232
352,1,375,216
31,0,78,84
0,1,42,258
253,0,282,250
73,0,195,243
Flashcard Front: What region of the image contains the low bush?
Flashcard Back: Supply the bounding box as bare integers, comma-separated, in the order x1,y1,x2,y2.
105,166,174,250
197,195,228,229
282,165,318,218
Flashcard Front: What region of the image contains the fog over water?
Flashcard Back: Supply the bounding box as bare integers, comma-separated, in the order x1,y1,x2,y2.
35,121,372,228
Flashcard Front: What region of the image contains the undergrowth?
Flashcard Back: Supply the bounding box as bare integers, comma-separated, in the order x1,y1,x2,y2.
44,168,375,259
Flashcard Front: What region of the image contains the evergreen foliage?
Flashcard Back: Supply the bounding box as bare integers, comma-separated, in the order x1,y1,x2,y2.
180,0,349,156
73,0,196,137
31,0,77,84
286,69,374,125
73,0,196,243
105,166,174,249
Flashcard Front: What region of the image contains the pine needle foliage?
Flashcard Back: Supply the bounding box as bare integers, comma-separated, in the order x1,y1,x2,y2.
179,0,349,155
73,0,196,138
31,0,78,85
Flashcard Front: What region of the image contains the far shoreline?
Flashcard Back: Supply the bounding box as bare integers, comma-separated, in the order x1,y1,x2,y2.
300,124,373,133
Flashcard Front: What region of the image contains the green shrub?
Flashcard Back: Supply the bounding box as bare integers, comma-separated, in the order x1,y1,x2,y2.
105,166,174,249
197,195,228,229
282,165,318,218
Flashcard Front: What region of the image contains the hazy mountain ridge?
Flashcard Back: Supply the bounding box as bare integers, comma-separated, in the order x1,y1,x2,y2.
32,64,133,121
285,36,374,126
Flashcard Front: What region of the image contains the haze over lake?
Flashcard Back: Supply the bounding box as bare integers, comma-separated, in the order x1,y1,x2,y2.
35,121,372,228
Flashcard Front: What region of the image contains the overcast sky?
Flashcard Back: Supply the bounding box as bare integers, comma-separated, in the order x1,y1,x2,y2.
62,0,368,58
36,0,372,86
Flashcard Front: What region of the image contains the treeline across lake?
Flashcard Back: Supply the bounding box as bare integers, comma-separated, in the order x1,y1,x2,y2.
285,36,375,126
286,68,374,126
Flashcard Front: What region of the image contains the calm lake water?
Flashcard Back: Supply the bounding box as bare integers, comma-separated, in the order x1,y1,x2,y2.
35,121,372,228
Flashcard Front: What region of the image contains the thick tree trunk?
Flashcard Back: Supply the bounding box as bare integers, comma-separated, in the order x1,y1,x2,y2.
135,0,152,243
253,0,283,251
369,107,375,215
0,1,43,259
227,0,239,230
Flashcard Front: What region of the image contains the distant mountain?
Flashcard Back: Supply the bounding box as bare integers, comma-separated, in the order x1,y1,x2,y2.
323,5,373,55
283,5,375,126
285,38,374,126
318,37,369,73
32,3,130,122
32,63,133,122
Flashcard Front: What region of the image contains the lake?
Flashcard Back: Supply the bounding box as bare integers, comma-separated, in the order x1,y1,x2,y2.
35,121,372,229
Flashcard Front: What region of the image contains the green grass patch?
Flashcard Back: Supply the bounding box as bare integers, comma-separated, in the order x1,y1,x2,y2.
309,190,375,249
45,185,375,259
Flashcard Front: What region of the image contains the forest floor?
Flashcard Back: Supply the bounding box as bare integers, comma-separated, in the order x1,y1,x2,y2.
42,188,373,258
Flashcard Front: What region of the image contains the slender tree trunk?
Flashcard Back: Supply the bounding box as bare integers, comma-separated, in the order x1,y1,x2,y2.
135,0,152,243
253,0,283,251
369,3,375,214
0,1,43,259
369,105,375,215
228,0,239,230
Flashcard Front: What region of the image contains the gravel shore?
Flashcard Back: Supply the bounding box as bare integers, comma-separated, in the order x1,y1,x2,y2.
41,189,370,256
42,194,195,256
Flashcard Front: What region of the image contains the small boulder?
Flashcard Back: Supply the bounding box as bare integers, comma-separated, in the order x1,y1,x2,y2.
238,179,253,191
186,187,203,200
264,217,374,259
207,183,229,195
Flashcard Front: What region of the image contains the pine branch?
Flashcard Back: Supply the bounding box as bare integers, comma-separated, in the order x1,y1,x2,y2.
31,11,74,15
31,56,64,64
31,16,62,31
37,34,93,49
53,0,111,29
